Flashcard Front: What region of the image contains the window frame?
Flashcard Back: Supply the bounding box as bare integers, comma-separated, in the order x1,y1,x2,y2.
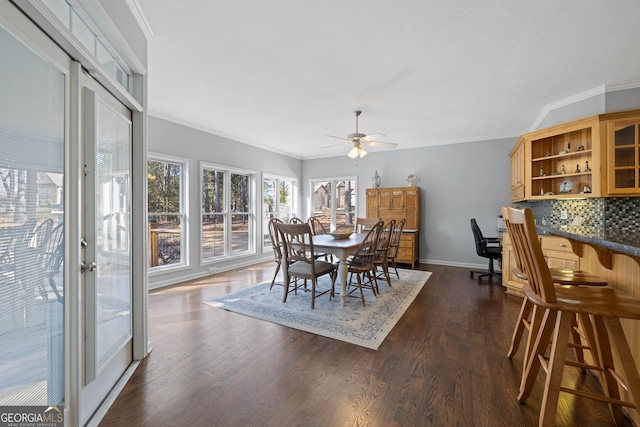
200,162,256,264
147,152,189,274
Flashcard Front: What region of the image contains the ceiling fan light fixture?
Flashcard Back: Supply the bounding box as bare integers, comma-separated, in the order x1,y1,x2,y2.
348,145,367,159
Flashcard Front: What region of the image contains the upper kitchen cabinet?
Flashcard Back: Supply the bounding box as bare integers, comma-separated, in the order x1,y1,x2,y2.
510,137,526,201
510,109,640,200
606,110,640,195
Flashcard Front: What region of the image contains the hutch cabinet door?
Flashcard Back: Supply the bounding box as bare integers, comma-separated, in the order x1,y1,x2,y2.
607,119,640,194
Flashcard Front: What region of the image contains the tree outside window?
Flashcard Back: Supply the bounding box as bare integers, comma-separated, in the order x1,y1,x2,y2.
147,158,185,268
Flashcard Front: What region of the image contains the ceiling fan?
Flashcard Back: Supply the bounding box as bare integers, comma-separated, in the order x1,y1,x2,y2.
323,110,398,158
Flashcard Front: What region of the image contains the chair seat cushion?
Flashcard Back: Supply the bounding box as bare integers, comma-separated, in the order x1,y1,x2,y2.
289,260,334,276
485,246,502,257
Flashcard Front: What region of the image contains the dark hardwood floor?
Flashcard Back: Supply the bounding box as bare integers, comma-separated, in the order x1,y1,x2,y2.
99,263,632,426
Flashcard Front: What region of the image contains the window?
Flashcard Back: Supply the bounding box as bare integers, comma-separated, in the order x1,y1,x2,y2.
147,156,187,270
263,175,296,249
42,0,132,91
310,177,357,232
202,165,254,261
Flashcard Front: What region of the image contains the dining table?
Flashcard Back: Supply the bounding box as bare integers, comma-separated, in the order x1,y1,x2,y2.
312,232,365,306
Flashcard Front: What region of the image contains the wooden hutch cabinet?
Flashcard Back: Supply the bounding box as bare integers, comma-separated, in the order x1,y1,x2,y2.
509,108,640,202
365,186,420,268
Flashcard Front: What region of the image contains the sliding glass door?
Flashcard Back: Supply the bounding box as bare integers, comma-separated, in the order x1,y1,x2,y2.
0,14,66,407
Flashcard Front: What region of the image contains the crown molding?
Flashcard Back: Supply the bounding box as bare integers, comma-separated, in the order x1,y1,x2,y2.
124,0,155,41
529,79,640,132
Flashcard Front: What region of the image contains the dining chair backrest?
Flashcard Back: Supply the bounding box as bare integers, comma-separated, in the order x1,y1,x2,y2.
505,206,557,303
277,222,317,268
387,218,405,259
307,217,327,235
268,218,283,261
289,217,305,224
354,217,380,233
351,220,384,269
30,218,54,251
375,219,395,260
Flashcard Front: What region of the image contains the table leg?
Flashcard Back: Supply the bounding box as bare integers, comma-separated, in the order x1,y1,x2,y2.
338,255,348,306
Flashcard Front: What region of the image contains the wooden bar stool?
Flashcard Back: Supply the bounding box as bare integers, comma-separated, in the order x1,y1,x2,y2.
507,206,640,427
501,207,607,370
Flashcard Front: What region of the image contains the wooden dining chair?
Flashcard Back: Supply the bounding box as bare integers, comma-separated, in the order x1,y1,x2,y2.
307,217,327,235
345,220,383,306
277,222,336,309
386,218,405,280
501,207,607,368
288,217,305,224
354,217,379,233
506,206,640,427
373,219,395,285
267,218,284,289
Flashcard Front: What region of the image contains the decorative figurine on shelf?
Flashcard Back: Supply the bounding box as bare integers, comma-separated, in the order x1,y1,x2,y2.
567,141,571,153
583,185,592,193
561,164,566,174
585,161,591,172
406,174,416,187
540,188,544,195
575,164,580,173
371,170,381,188
577,145,585,151
546,151,553,157
540,167,545,176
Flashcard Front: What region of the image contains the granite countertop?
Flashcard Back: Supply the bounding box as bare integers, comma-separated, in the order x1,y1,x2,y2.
537,224,640,258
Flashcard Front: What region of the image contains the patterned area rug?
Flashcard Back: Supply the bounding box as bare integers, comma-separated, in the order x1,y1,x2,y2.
203,269,431,350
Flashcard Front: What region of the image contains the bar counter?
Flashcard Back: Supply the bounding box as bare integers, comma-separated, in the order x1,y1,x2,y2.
536,224,640,425
537,224,640,259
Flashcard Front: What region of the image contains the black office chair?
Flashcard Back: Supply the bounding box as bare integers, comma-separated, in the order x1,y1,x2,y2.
469,218,502,281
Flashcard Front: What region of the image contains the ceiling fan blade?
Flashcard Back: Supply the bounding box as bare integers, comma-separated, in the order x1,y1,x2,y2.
319,142,350,149
364,140,398,149
324,135,350,141
362,133,386,142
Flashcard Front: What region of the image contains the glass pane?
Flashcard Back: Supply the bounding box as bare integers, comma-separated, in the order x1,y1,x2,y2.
147,160,183,268
614,125,635,146
42,0,70,27
0,23,65,405
279,180,293,221
202,214,224,259
231,213,249,253
615,169,636,189
312,181,331,227
202,170,224,213
148,214,181,267
336,179,356,232
231,173,249,212
615,147,635,167
71,10,95,55
95,101,131,369
263,178,276,248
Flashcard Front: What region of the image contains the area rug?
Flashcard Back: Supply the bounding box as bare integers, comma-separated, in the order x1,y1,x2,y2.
203,269,431,350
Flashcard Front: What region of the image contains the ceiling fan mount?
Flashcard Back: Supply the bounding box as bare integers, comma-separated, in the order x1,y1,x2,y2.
322,110,398,158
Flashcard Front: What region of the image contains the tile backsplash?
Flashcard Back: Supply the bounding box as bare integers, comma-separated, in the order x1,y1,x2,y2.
523,198,640,233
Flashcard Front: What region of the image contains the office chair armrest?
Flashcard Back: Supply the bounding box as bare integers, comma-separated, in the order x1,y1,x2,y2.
484,237,501,247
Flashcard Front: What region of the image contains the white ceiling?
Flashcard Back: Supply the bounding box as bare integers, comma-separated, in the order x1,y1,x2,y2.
136,0,640,159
